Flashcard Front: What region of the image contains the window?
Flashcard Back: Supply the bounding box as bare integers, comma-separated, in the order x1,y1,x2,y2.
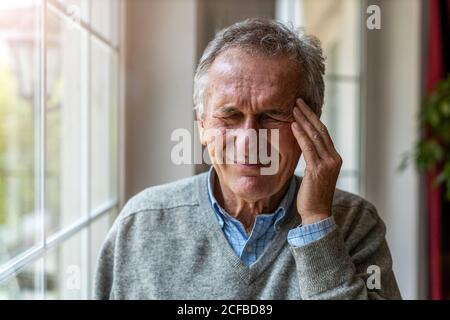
0,0,121,299
278,0,362,195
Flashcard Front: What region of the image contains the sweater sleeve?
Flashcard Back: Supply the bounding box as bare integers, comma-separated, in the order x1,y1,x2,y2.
289,205,402,300
93,215,120,300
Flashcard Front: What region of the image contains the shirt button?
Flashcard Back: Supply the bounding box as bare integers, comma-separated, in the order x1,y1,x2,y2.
246,246,253,253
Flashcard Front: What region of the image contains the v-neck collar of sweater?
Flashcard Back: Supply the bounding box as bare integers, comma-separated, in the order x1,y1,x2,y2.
207,166,297,234
195,171,302,285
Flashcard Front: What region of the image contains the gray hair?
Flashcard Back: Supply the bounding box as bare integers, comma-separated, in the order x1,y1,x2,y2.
193,18,325,118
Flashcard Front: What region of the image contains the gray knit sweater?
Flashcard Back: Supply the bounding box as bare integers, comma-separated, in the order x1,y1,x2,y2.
94,173,401,300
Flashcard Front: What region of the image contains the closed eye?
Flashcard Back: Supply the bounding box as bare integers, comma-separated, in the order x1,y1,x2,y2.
261,112,292,123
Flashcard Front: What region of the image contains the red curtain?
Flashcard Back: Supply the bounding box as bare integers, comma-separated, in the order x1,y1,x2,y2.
426,0,450,300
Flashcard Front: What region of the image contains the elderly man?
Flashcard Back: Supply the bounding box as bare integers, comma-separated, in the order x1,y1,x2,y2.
94,18,401,300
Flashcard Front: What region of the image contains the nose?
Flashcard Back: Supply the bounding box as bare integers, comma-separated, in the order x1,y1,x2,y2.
242,115,259,131
234,116,260,164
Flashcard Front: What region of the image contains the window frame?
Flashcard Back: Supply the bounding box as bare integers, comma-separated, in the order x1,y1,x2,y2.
277,0,364,196
0,0,124,299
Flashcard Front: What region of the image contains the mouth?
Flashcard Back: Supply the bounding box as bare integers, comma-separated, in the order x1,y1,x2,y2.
236,162,271,169
222,155,272,169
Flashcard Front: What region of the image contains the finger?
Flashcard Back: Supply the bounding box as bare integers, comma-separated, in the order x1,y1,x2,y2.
296,99,335,151
291,121,319,166
293,106,330,159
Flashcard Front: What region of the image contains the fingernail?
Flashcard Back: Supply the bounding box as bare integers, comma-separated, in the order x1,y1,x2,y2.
292,122,299,130
293,107,300,115
297,98,304,105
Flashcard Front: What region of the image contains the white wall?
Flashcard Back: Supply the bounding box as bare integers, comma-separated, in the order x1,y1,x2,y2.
125,0,197,199
363,0,424,300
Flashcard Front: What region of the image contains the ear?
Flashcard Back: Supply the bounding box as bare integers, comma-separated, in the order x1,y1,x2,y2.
196,114,207,146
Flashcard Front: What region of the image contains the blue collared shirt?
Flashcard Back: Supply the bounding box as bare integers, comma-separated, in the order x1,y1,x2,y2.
207,167,336,266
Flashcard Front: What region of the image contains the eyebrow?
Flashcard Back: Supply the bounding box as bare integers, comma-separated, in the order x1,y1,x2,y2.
217,106,239,115
264,108,291,116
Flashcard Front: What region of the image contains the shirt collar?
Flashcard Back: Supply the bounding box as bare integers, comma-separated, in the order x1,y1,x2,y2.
206,166,297,230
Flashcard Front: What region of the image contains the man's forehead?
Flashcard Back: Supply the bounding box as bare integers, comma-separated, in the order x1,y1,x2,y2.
207,49,300,105
209,48,299,83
